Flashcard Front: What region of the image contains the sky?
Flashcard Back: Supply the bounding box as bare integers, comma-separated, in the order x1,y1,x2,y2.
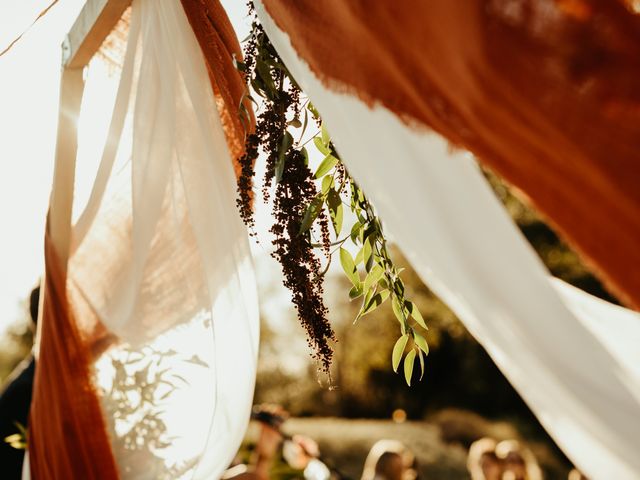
0,0,83,332
0,0,254,333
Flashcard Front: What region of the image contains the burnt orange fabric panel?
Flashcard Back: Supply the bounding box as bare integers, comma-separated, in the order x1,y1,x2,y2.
29,232,119,480
180,0,254,177
261,0,640,308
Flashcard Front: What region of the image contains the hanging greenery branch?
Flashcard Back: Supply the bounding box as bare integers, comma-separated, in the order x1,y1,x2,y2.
235,3,428,384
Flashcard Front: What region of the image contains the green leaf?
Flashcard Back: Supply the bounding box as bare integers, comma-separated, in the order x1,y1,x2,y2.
263,55,287,72
4,434,26,450
315,154,339,178
418,349,425,380
340,248,359,286
349,283,363,299
327,189,343,236
392,296,407,324
392,334,409,372
299,194,323,234
406,301,428,330
256,61,276,94
404,349,416,386
15,423,27,436
364,264,384,293
251,78,267,97
313,136,330,156
361,289,389,317
365,252,375,272
288,118,302,128
413,332,429,356
282,131,294,150
350,194,358,214
321,123,331,146
235,59,247,72
321,175,334,194
239,103,251,134
244,93,259,108
363,238,372,268
354,247,364,266
350,222,362,244
301,147,309,165
275,132,293,183
301,108,309,138
360,288,374,316
307,102,320,119
274,140,289,179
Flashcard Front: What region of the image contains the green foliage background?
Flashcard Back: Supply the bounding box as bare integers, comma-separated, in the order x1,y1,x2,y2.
0,300,33,383
253,171,615,478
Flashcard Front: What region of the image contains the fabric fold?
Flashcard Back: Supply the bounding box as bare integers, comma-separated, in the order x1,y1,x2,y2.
255,4,640,478
29,232,119,479
259,0,640,308
180,0,255,177
29,0,259,478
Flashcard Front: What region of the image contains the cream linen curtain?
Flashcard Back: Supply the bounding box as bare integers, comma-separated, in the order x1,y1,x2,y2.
27,0,259,477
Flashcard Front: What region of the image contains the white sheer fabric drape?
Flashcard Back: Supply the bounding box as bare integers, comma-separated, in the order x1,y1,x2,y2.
256,3,640,479
38,0,259,477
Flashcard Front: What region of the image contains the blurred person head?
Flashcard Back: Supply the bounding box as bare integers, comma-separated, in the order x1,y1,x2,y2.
283,434,321,470
467,437,502,480
568,468,588,480
247,404,290,480
283,435,332,480
361,439,417,480
496,440,542,480
29,285,40,325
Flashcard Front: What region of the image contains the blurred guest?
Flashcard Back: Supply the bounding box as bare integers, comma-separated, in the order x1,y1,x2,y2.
221,415,281,480
568,468,588,480
496,440,543,480
224,404,332,480
467,437,503,480
244,404,289,480
282,435,332,480
361,439,418,480
0,285,39,480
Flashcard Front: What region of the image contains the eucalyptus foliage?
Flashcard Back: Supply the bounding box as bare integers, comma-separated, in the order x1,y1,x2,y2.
235,4,428,384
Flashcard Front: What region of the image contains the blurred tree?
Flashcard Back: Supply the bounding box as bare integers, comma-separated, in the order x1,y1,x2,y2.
485,169,617,303
254,170,608,478
0,297,34,384
257,170,612,421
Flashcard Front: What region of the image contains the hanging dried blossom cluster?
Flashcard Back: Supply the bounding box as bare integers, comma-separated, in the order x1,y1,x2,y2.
235,3,429,384
236,17,336,373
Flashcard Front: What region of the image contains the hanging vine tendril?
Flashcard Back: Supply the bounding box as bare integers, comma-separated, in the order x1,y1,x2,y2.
236,3,429,384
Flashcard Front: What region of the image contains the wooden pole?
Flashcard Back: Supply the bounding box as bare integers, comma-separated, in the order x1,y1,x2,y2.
63,0,131,68
48,67,84,272
49,0,131,271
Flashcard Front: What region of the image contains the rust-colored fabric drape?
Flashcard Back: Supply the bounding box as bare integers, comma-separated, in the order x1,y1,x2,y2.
261,0,640,308
180,0,254,177
29,232,119,480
